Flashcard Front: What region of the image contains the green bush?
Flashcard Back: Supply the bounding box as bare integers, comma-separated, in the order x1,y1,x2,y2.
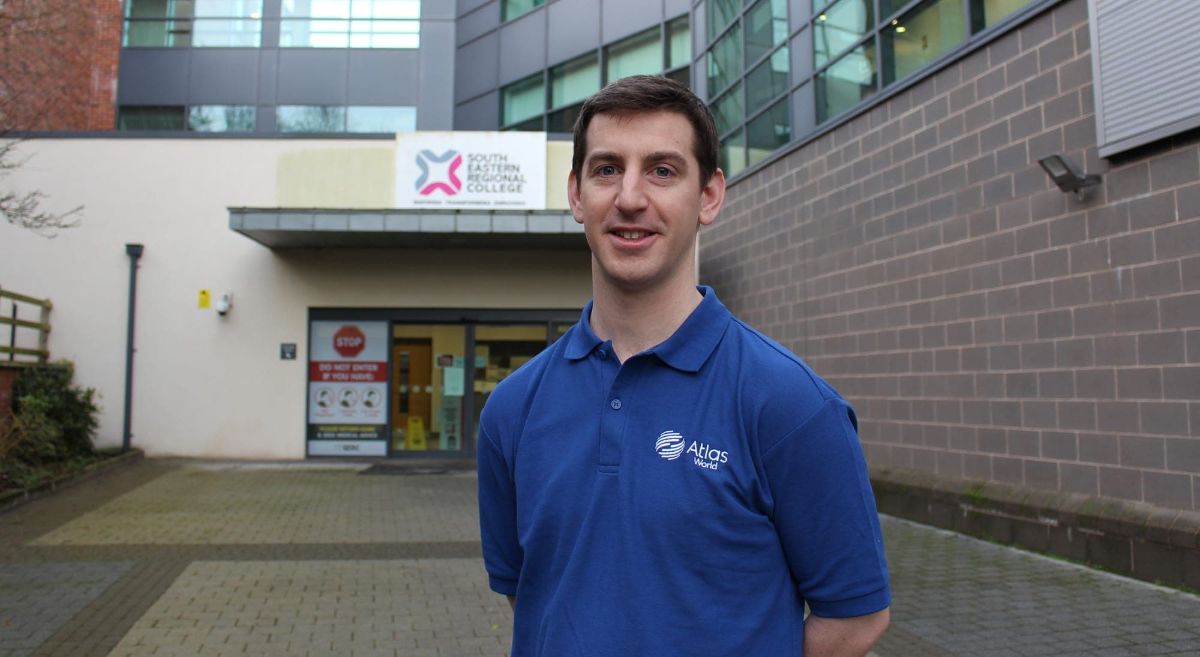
5,361,99,463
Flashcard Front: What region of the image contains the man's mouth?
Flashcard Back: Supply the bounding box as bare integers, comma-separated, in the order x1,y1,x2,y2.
614,230,653,240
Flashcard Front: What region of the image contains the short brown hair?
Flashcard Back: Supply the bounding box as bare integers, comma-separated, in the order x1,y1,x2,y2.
571,75,719,187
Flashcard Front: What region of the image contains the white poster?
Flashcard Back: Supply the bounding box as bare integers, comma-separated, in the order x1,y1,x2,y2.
395,131,547,210
307,321,389,443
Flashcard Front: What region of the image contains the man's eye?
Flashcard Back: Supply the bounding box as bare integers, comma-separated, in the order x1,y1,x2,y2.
597,165,618,176
653,166,673,177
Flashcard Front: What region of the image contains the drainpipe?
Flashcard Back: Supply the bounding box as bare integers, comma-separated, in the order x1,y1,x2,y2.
122,243,144,452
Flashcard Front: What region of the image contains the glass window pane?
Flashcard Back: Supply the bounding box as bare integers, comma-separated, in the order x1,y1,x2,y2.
745,0,787,64
666,66,691,88
277,105,347,132
550,55,599,109
667,15,691,68
747,46,788,113
352,0,420,19
126,0,178,18
389,324,468,453
970,0,1032,32
720,129,746,177
747,98,790,164
708,0,739,41
281,18,349,46
606,28,661,82
124,19,192,46
192,18,261,46
815,38,876,123
707,24,741,95
547,103,583,133
283,0,350,18
471,324,549,446
713,83,744,135
503,0,545,21
347,106,417,132
506,116,543,131
883,0,965,85
194,0,262,17
118,106,186,130
502,74,544,127
814,0,873,68
188,105,256,131
350,19,420,47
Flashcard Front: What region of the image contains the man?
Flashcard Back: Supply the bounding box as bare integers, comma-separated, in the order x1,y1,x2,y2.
477,75,890,657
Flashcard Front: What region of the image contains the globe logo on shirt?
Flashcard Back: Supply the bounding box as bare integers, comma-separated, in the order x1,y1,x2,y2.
655,430,686,460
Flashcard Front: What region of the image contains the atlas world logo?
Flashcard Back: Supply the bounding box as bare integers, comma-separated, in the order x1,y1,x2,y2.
655,430,686,460
415,149,463,196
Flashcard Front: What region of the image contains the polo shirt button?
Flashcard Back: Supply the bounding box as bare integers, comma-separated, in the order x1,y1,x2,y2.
597,349,606,359
610,398,622,410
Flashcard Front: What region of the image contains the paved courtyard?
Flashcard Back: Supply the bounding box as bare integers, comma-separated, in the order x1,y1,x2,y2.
1,459,1197,657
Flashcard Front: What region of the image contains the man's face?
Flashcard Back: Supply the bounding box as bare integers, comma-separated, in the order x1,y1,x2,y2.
568,111,725,295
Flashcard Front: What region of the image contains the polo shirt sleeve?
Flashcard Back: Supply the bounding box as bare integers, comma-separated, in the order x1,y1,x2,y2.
477,422,522,597
761,397,891,618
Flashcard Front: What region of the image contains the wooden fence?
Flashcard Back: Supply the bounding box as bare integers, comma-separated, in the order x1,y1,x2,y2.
0,286,52,366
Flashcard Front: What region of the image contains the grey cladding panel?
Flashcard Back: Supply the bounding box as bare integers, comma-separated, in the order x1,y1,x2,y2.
277,50,349,104
548,0,600,63
188,50,260,103
664,0,689,20
601,0,663,43
498,9,547,85
118,49,190,104
1090,0,1200,156
348,51,420,104
455,91,500,129
455,33,500,101
789,0,810,31
422,0,456,19
457,3,500,46
257,50,279,104
418,21,457,128
457,0,491,17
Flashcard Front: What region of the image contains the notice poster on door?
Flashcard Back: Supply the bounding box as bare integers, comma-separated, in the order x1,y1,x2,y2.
307,321,389,456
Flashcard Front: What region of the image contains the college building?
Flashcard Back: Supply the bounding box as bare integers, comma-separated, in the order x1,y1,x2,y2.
2,0,1198,581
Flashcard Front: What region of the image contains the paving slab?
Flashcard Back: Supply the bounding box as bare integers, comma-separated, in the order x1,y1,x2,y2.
1,459,1198,657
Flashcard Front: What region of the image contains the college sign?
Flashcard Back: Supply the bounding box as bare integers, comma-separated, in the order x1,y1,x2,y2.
394,131,547,210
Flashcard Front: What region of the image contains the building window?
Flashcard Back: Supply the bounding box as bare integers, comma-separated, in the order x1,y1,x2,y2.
118,105,258,131
705,0,790,176
605,28,662,82
502,74,545,131
123,0,263,47
502,0,545,22
189,105,257,131
280,0,420,48
804,0,1034,128
277,105,417,132
499,14,691,132
883,0,966,85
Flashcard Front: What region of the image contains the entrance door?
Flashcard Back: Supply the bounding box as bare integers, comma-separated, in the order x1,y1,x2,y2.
392,341,432,451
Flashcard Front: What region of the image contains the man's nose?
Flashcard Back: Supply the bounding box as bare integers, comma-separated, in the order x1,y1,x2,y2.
614,170,649,214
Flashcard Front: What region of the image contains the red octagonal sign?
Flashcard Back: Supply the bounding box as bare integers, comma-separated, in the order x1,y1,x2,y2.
333,325,366,358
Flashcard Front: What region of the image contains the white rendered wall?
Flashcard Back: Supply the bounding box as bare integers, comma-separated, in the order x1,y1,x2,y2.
0,138,590,459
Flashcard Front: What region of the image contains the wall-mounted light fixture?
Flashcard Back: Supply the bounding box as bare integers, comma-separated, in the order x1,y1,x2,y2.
1037,153,1102,201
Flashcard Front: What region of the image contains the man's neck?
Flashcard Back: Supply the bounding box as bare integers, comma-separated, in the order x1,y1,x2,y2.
589,279,703,363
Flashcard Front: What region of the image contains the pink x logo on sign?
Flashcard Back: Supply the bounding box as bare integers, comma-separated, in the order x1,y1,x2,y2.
415,149,463,196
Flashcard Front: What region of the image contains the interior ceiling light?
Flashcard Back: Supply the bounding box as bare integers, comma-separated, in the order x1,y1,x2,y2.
1037,153,1102,201
896,26,906,32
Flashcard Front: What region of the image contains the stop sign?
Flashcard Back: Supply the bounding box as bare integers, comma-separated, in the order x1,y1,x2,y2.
333,325,366,358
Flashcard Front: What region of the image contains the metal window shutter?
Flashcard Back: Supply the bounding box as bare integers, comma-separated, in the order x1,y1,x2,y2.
1089,0,1200,157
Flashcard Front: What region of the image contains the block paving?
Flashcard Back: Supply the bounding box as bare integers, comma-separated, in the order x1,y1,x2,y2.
1,459,1197,657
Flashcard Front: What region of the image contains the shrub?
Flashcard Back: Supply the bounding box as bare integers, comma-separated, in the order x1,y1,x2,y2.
6,361,99,462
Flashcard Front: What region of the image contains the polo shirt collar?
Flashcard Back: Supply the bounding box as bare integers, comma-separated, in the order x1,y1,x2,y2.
564,286,731,372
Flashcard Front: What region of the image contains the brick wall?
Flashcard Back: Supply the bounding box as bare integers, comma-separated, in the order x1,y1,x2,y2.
701,0,1200,512
0,0,123,131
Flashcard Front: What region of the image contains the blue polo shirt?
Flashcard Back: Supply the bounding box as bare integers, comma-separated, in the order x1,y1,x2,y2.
478,287,890,657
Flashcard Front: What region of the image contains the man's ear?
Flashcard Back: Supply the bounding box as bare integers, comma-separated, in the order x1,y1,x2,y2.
568,169,583,224
698,168,726,227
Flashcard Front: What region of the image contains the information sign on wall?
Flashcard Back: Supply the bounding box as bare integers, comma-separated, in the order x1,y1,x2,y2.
394,131,547,210
307,321,389,456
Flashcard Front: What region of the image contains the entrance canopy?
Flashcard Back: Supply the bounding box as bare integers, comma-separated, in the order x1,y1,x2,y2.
230,208,586,250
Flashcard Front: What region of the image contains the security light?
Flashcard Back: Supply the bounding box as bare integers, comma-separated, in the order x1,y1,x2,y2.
1037,153,1101,201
